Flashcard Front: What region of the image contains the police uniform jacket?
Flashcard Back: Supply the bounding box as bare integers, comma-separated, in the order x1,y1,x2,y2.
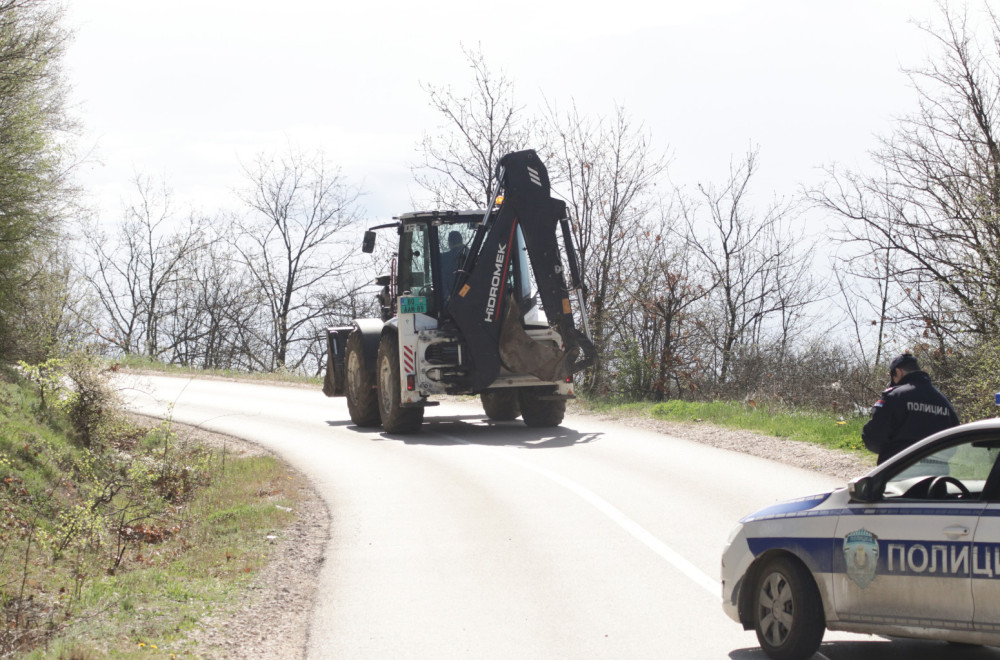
862,371,959,464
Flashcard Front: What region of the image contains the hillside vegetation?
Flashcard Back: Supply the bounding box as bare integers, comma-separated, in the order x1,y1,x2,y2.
0,358,305,658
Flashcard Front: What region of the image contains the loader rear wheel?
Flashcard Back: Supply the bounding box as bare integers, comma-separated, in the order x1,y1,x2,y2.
377,333,424,434
345,331,380,427
518,386,565,427
480,389,521,421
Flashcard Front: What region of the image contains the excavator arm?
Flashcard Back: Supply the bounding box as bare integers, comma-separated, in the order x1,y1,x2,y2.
447,149,597,391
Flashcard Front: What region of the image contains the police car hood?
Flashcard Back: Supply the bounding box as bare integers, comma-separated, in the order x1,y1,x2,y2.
740,489,848,524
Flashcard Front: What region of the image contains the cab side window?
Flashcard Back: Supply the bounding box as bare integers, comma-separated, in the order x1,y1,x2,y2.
883,438,1000,501
398,226,434,312
398,227,426,292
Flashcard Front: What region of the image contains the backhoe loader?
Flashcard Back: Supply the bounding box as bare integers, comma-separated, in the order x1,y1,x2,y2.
322,149,596,433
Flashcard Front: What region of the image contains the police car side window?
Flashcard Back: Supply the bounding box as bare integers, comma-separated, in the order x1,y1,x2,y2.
884,439,998,500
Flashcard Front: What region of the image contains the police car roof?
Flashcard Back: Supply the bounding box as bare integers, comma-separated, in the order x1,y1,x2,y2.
874,417,1000,472
922,417,1000,439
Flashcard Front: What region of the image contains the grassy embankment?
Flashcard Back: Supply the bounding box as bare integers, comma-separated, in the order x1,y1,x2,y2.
0,359,307,658
578,397,869,453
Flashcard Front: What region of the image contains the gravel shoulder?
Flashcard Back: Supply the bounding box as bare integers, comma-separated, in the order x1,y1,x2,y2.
574,406,875,482
165,405,872,658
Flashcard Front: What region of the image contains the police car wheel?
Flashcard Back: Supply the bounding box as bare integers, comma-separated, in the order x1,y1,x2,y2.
752,556,824,660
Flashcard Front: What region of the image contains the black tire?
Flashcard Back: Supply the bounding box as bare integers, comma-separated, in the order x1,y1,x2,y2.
345,331,380,427
752,556,825,660
481,389,521,421
518,387,565,427
377,333,424,434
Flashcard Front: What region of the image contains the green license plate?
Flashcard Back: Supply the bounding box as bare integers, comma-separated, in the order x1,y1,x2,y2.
400,297,427,314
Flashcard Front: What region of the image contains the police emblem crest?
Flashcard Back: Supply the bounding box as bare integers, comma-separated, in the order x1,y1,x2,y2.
844,529,879,589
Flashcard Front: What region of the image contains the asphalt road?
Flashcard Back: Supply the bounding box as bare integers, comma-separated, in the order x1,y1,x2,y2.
120,374,1000,660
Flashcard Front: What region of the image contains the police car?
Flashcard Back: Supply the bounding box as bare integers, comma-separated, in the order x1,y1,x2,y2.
722,419,1000,659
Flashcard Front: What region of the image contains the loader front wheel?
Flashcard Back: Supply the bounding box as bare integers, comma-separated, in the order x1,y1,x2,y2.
518,386,565,427
377,334,424,434
480,389,521,421
345,331,380,427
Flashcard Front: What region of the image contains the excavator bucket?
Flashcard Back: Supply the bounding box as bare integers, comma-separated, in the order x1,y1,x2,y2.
447,150,597,390
498,301,573,382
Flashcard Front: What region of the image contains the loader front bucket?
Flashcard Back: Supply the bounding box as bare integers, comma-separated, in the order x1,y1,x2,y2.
323,327,352,397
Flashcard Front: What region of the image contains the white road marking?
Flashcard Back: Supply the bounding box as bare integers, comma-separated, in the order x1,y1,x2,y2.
438,432,722,599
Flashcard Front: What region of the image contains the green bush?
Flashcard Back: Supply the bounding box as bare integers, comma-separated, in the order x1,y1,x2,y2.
933,339,1000,423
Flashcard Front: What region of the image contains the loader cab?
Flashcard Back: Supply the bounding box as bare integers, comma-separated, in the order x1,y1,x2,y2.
386,210,539,322
395,218,476,318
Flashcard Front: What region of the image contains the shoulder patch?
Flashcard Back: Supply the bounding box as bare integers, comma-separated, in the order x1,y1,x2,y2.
872,399,884,409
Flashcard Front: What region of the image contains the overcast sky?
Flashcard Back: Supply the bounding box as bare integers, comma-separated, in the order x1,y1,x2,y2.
63,0,951,224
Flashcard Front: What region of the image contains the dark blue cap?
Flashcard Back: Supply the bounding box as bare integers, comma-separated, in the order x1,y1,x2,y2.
889,353,919,373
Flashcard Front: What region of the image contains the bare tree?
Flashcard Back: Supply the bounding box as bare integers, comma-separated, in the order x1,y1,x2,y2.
813,3,1000,345
823,181,916,405
235,148,364,370
79,175,206,358
626,217,709,400
414,44,534,209
543,103,668,393
159,220,264,370
682,149,817,390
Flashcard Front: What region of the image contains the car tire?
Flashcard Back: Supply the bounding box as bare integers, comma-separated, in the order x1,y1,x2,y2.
376,333,424,434
345,331,381,427
752,555,825,660
481,389,520,421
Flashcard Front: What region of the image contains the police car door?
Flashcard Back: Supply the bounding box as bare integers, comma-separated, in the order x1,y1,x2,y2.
833,435,990,627
969,438,1000,631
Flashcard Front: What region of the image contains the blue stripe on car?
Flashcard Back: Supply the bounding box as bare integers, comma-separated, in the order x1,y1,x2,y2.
739,493,831,522
744,503,988,524
745,537,1000,580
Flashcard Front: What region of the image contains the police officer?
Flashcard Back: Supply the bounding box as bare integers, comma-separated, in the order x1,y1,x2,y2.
862,353,959,464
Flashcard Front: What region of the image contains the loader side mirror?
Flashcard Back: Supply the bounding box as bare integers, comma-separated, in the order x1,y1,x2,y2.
362,231,376,253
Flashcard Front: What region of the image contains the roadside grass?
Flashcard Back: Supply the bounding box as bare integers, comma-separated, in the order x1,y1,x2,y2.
1,362,306,659
115,355,322,387
577,396,868,453
36,454,300,659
